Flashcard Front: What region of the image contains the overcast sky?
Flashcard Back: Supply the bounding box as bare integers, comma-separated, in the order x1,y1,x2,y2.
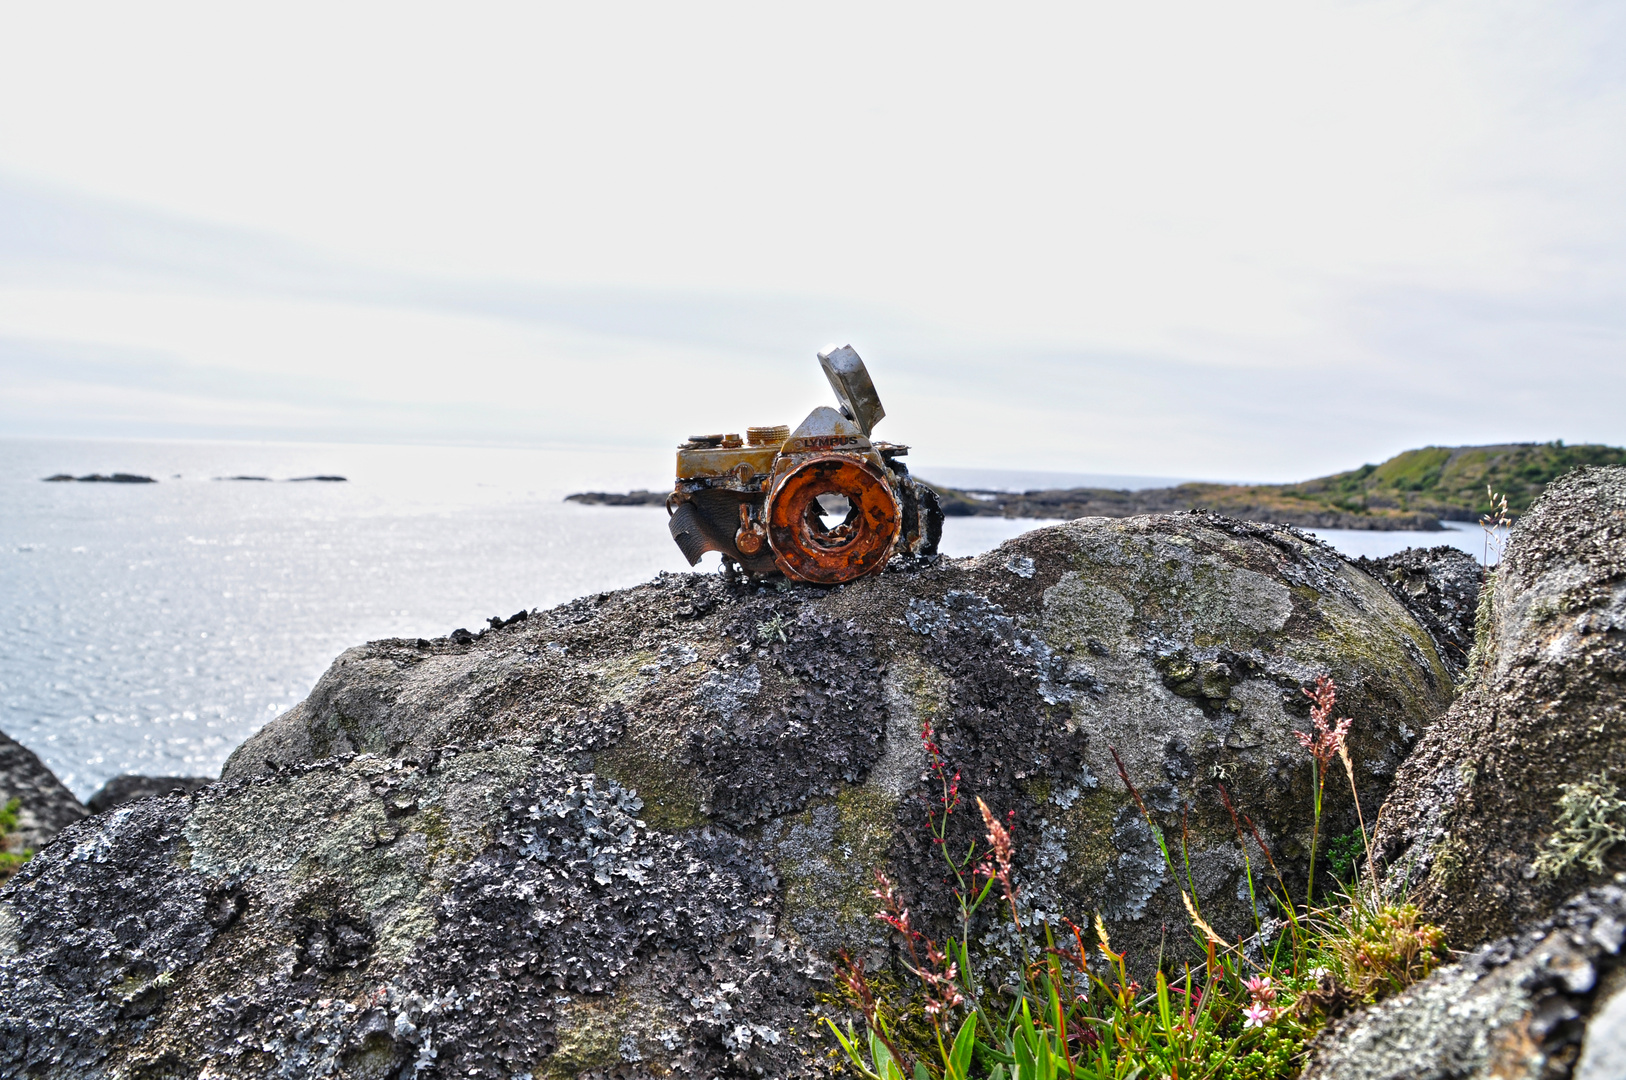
0,2,1622,482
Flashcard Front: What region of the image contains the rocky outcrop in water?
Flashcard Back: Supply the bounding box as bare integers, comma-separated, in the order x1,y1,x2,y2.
0,729,86,853
1354,545,1482,678
565,490,667,506
85,775,216,815
0,512,1452,1078
1376,466,1626,948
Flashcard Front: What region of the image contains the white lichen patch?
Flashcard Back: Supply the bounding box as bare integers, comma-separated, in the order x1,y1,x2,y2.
871,656,944,798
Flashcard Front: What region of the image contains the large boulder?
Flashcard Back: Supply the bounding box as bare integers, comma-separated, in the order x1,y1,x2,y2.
0,729,87,853
1376,466,1626,947
0,513,1452,1078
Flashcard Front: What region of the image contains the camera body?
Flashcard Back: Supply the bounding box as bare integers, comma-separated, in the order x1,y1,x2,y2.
667,345,942,583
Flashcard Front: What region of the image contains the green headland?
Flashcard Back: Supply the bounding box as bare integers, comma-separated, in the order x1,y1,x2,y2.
925,441,1626,531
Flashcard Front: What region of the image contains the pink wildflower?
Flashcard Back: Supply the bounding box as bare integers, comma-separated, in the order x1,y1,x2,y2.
1296,675,1353,767
1245,975,1276,1003
1242,1002,1274,1029
870,870,965,1018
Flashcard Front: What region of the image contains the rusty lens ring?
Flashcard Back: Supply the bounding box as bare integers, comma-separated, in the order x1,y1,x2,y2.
765,455,901,583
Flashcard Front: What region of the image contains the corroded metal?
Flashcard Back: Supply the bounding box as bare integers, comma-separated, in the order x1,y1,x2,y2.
668,345,942,583
765,456,900,583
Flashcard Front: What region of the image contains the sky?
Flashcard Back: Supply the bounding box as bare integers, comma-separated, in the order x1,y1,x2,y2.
0,2,1622,482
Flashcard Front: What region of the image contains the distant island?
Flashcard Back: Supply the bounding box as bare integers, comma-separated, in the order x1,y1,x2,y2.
566,442,1626,531
566,489,666,506
41,474,347,483
43,473,156,483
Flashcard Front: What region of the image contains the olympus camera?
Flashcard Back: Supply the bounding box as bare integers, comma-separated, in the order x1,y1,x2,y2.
667,345,942,583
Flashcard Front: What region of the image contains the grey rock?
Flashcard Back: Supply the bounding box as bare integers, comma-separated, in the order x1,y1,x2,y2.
1302,885,1626,1080
0,513,1453,1078
1576,962,1626,1080
0,728,87,853
1376,466,1626,947
1354,544,1482,678
86,775,216,814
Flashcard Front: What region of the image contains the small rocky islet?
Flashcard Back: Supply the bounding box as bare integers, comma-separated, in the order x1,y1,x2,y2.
41,474,347,483
0,466,1621,1078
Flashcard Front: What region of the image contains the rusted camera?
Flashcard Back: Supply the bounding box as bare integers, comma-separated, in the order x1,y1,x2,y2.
667,345,942,583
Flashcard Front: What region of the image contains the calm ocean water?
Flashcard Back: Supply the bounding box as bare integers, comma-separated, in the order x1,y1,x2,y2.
0,437,1480,798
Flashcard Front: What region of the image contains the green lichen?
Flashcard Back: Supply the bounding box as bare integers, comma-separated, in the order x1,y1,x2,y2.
589,649,661,704
892,656,949,729
597,745,707,831
415,807,452,871
1048,533,1292,658
310,704,366,760
185,751,533,967
1058,789,1132,889
1533,772,1626,878
540,998,622,1078
534,987,682,1078
1428,837,1467,891
1293,567,1451,722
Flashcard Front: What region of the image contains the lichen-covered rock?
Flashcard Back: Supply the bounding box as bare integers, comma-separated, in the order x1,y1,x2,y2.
1301,883,1626,1080
1376,466,1626,947
0,728,87,852
1354,545,1482,678
0,513,1453,1078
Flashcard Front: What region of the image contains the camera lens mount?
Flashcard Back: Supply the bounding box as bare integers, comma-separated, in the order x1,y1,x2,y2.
765,455,902,584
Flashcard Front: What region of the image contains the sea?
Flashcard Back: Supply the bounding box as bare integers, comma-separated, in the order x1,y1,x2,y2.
0,437,1483,799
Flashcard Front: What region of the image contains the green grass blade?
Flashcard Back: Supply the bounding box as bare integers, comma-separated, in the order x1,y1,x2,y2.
949,1013,977,1079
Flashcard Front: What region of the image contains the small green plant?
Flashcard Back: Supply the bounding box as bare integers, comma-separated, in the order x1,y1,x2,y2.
1324,830,1366,885
0,797,34,885
1312,899,1444,1001
1533,772,1626,878
758,612,789,643
1460,571,1497,685
825,676,1446,1080
1295,676,1352,902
